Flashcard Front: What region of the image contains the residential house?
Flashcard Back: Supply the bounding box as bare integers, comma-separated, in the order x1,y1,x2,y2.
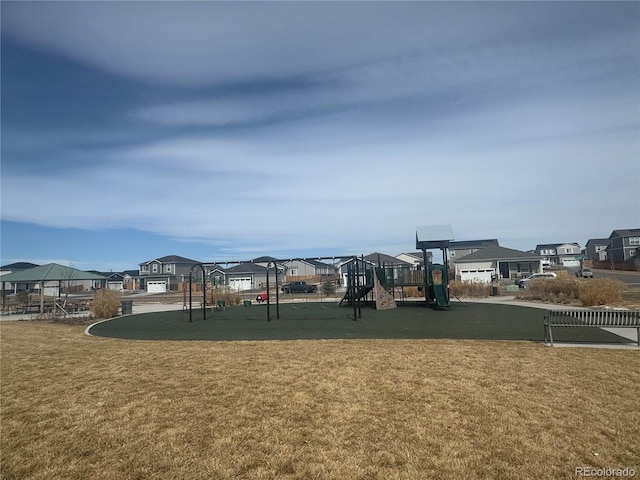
363,252,413,284
281,258,336,281
534,243,582,267
205,264,228,287
454,245,543,282
449,239,500,263
92,271,126,291
585,238,610,262
606,229,640,263
395,252,432,270
0,262,40,293
224,262,277,291
334,257,374,287
138,255,202,293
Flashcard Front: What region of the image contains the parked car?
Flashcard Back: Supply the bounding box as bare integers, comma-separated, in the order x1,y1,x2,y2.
518,272,557,289
281,281,317,294
576,268,593,278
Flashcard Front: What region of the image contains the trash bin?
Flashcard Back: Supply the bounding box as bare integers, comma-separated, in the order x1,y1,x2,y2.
121,300,133,315
491,286,499,296
243,300,251,308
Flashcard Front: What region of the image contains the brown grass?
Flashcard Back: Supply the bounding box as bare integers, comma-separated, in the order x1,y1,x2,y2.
450,281,491,298
517,278,631,307
1,322,639,480
91,289,122,319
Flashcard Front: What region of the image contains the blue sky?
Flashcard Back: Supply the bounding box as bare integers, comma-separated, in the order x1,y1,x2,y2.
1,1,638,271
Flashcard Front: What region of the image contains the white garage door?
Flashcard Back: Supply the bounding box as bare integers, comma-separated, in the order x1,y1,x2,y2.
108,281,124,291
147,281,167,293
460,269,494,283
562,259,580,268
228,277,252,291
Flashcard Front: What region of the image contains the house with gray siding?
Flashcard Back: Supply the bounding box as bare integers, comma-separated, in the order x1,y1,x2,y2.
606,229,640,263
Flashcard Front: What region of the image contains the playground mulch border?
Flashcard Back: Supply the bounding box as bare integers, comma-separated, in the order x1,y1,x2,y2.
87,302,630,344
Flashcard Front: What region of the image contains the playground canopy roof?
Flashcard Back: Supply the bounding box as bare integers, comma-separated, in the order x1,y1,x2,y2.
0,263,106,283
416,225,455,250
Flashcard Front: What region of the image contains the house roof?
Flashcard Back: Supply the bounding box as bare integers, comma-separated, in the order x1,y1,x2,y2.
0,263,107,283
140,255,200,265
455,246,541,263
535,242,579,250
585,238,610,246
225,262,268,274
283,258,332,268
252,256,279,263
610,228,640,238
0,262,40,271
363,252,411,266
449,239,499,249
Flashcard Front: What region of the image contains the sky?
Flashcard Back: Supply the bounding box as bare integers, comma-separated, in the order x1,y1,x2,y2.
1,1,639,272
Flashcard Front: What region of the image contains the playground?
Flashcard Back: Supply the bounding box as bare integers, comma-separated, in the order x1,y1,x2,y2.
86,301,632,344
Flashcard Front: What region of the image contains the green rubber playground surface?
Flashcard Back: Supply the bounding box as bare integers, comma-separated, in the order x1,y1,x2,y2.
87,302,631,344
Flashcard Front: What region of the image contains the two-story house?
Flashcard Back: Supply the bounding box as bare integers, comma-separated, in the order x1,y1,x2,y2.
139,255,202,293
585,238,610,262
534,243,581,267
607,229,640,263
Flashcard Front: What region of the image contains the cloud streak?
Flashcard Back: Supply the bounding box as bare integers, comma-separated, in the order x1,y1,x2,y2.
1,2,638,265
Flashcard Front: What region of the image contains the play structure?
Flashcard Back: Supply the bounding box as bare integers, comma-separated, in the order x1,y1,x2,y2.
415,225,455,310
183,225,457,322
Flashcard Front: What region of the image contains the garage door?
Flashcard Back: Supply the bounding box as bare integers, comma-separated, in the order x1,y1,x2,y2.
460,269,494,283
147,281,167,293
228,277,252,291
108,281,124,291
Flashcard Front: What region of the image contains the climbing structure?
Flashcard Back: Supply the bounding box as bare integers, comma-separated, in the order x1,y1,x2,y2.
372,267,396,310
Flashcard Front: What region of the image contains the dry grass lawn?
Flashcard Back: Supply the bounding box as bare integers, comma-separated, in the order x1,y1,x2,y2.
2,322,639,480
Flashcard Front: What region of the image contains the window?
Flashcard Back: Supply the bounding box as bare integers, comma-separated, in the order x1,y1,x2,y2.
164,265,172,273
450,251,455,257
152,264,158,273
289,268,298,276
564,248,573,254
629,237,640,246
141,265,149,273
631,249,637,257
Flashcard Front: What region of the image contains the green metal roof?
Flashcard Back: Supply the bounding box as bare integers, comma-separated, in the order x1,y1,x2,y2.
0,263,106,283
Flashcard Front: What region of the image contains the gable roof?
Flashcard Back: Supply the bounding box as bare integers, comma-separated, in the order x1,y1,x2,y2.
535,242,580,251
0,263,106,283
455,246,541,262
586,238,609,246
363,252,411,266
449,239,499,249
610,228,640,238
225,262,268,274
140,255,200,265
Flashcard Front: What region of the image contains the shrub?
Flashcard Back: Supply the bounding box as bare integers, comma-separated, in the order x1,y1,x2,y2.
579,278,625,306
525,276,580,303
517,277,626,306
92,289,122,319
17,290,30,305
322,281,337,296
402,286,422,298
449,281,491,298
208,287,241,306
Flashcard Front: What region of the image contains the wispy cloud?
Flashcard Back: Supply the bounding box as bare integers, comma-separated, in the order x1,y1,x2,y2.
1,1,638,266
